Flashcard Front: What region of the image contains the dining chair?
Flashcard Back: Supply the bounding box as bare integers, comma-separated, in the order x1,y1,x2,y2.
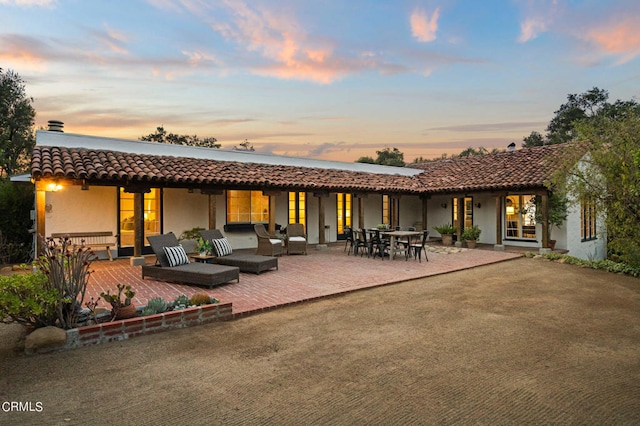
343,227,354,254
410,230,430,262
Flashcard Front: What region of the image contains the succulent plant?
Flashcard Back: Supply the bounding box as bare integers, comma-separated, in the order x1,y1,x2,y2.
143,297,167,315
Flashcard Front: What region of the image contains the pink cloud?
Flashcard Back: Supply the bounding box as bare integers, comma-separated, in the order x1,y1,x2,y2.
410,7,440,42
583,18,640,65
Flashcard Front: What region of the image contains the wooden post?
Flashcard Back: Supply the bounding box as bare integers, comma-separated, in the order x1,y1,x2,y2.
541,192,549,248
133,192,144,257
421,197,428,231
495,196,502,244
392,196,400,229
208,194,216,231
456,197,464,240
318,196,326,244
268,195,276,234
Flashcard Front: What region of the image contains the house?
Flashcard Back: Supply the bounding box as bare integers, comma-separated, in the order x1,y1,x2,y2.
28,126,606,262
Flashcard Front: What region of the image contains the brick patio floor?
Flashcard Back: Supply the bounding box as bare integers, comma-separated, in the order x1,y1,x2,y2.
87,244,523,316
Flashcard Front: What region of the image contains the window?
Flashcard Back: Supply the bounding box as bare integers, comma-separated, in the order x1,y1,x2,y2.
288,192,306,227
226,190,269,223
382,195,390,225
581,198,597,241
505,195,536,239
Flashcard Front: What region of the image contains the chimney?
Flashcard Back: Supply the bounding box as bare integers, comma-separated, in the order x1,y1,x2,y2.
507,142,516,152
47,120,64,132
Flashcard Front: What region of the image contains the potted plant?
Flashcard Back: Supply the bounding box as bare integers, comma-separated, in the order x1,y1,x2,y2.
179,227,205,254
195,237,213,257
461,225,481,249
100,284,136,321
433,223,456,246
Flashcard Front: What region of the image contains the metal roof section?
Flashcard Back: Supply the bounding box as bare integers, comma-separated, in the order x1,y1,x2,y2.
35,130,421,177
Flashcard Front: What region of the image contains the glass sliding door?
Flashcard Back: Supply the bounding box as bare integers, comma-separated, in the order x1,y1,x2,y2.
336,193,352,240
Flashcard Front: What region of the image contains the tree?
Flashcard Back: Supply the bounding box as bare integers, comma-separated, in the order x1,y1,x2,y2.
546,87,610,145
234,139,254,151
355,156,375,164
522,131,545,148
376,147,405,166
140,126,220,148
356,147,405,166
550,104,640,268
0,68,36,179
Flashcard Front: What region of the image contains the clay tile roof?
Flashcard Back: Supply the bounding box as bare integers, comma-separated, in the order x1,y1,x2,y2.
408,143,573,193
31,146,421,194
31,143,573,194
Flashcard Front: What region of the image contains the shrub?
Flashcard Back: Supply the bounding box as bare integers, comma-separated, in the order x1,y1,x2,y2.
0,272,60,328
190,293,212,306
433,223,456,235
36,236,97,329
141,297,167,316
461,225,481,241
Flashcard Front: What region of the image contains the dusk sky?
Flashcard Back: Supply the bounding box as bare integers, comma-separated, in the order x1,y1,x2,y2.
1,0,639,162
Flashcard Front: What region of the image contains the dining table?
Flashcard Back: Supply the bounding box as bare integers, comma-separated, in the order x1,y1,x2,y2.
381,230,422,259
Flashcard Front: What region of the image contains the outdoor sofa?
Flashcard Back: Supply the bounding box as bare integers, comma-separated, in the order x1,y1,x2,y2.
200,229,278,274
142,232,239,289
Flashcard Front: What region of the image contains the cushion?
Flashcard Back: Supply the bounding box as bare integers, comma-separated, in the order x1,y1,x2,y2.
288,236,306,242
163,245,189,267
211,237,233,257
269,238,283,245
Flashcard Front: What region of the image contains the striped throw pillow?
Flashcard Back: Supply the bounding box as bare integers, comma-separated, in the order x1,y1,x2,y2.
163,245,189,267
211,237,233,257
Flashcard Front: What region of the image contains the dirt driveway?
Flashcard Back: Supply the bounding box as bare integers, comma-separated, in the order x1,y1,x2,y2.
1,257,639,425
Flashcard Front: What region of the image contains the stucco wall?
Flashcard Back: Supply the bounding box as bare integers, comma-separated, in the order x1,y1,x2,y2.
563,203,606,260
43,185,118,237
163,188,209,238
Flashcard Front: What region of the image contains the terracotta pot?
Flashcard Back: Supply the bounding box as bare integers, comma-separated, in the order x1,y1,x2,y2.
548,240,557,250
441,234,453,246
115,304,137,320
466,240,477,249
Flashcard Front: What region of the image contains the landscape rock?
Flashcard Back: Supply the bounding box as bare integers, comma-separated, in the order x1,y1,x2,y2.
24,326,67,355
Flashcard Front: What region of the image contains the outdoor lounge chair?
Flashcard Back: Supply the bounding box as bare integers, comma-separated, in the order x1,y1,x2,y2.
254,224,283,256
142,232,239,288
286,223,307,255
200,229,278,274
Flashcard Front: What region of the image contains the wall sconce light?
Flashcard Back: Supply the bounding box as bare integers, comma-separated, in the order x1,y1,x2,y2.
440,203,448,209
45,204,53,213
188,188,194,193
81,181,89,190
46,181,63,192
474,202,481,208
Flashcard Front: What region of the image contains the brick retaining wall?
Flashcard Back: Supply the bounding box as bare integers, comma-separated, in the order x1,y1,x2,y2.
64,302,233,350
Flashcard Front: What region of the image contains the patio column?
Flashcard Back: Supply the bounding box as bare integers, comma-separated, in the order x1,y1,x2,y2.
495,196,503,244
541,192,549,248
456,196,464,240
314,191,329,245
391,195,400,229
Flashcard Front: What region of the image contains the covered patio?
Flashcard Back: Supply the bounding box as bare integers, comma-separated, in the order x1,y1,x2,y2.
87,243,522,316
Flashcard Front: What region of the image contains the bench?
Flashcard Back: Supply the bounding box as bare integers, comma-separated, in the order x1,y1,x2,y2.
50,231,116,261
